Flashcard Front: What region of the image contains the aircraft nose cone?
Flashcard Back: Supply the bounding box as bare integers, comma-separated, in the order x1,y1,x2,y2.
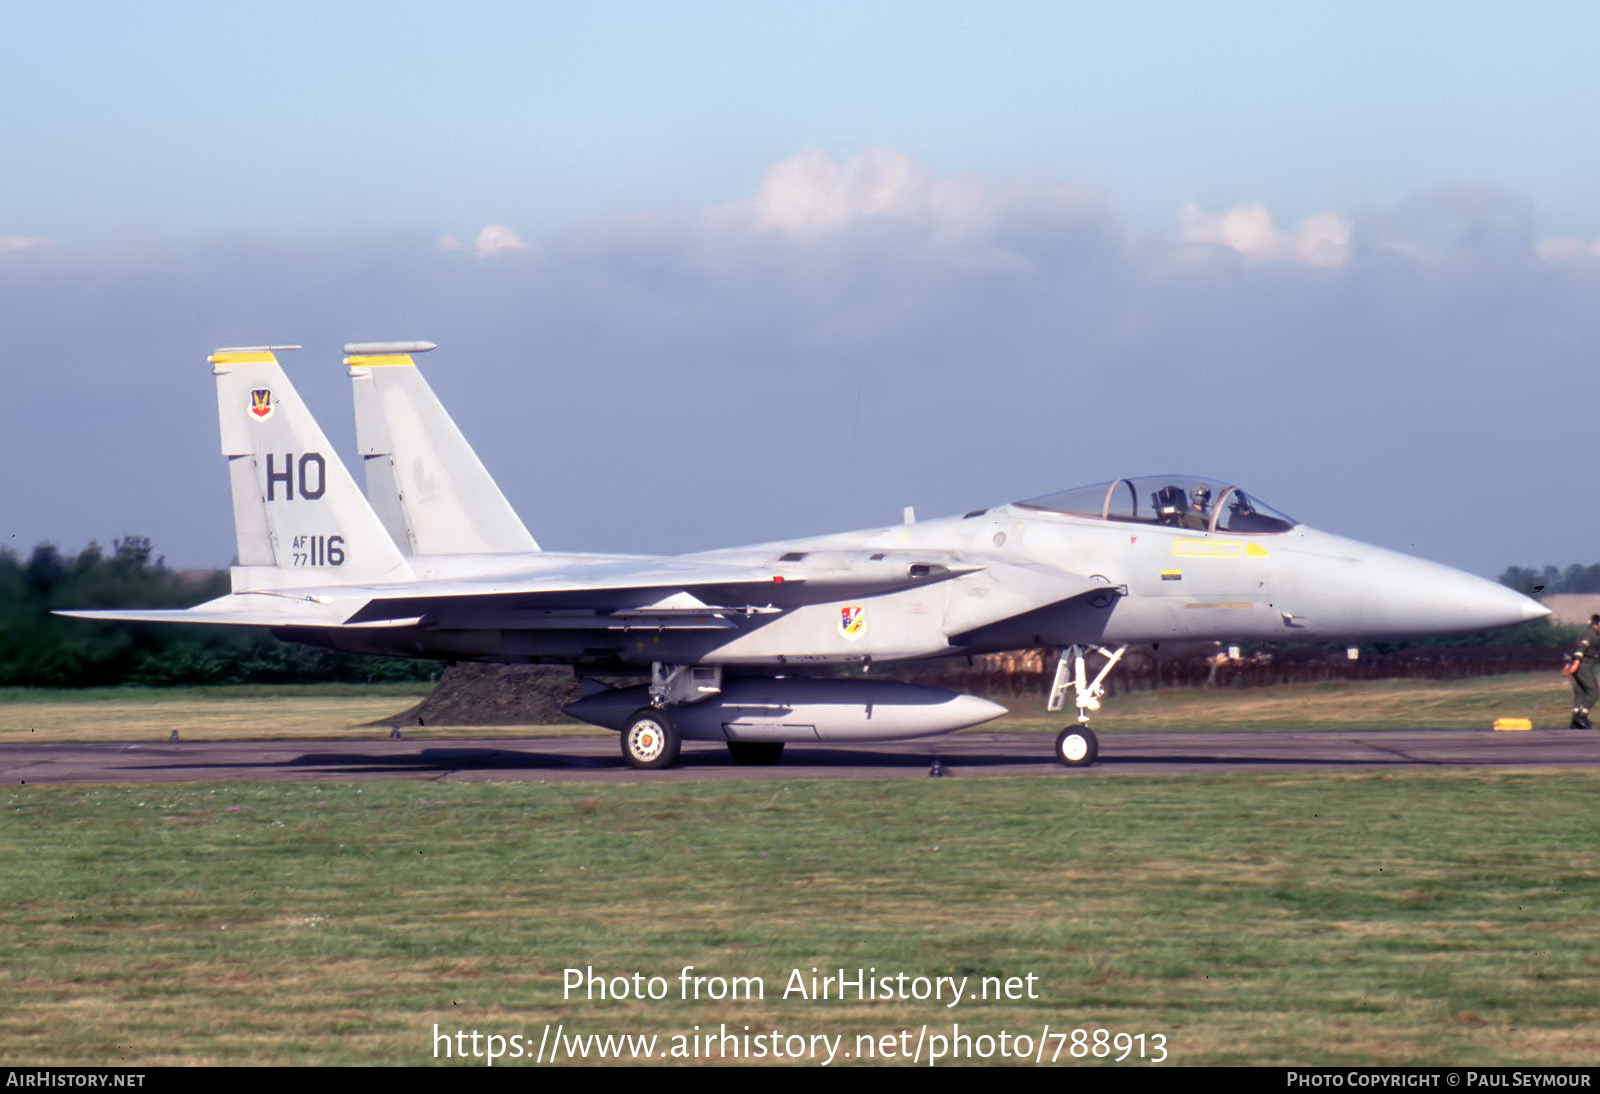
1373,554,1550,635
1440,570,1550,630
1516,596,1553,624
1293,531,1552,637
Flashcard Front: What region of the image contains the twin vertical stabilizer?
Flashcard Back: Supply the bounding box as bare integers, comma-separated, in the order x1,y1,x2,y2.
346,343,540,557
211,346,415,591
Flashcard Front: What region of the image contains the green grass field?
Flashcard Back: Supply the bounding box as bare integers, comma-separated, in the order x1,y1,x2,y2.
4,771,1598,1066
0,684,433,744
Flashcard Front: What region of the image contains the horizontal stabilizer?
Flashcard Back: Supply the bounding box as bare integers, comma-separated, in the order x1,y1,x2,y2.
56,607,424,629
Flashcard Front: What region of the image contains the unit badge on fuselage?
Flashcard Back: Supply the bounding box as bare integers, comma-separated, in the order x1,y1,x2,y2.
839,605,866,640
249,388,274,422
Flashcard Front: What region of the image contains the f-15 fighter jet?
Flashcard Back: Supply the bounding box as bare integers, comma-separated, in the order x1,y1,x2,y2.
62,344,1548,769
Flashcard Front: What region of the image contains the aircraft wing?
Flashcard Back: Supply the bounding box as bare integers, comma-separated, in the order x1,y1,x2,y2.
57,550,984,632
332,549,984,625
55,595,417,629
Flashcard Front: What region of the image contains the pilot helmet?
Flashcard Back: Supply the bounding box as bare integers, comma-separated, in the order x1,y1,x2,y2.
1193,486,1211,503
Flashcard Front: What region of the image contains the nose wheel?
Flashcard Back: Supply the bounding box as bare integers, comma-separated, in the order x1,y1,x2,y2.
1055,726,1099,767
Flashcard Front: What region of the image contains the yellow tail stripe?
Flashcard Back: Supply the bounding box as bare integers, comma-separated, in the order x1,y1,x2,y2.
208,351,277,365
344,354,415,368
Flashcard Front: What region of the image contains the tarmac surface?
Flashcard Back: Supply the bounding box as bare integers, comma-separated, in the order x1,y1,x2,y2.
3,728,1598,784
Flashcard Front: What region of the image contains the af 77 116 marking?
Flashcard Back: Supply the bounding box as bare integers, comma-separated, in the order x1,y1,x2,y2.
290,534,345,567
61,343,1548,769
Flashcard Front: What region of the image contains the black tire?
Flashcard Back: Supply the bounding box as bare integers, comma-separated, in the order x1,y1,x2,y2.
727,741,785,765
621,708,681,769
1055,725,1098,767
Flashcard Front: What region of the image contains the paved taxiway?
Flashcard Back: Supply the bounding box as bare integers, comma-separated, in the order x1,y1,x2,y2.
3,729,1597,784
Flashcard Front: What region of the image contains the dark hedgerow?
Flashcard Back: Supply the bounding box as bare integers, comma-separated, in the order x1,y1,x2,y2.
0,537,439,687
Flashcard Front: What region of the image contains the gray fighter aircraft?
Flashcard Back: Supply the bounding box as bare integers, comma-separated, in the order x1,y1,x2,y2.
62,345,1549,769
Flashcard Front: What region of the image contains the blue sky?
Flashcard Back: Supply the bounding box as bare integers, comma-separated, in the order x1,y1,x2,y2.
4,3,1600,576
10,2,1600,243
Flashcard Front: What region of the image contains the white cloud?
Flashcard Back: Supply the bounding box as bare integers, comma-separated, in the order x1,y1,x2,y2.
473,224,530,257
0,235,52,253
717,147,1102,242
1535,236,1600,264
438,225,531,257
1178,201,1351,267
748,147,906,233
713,149,1362,276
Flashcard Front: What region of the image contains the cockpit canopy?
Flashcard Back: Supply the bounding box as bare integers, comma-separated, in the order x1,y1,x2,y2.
1015,475,1297,535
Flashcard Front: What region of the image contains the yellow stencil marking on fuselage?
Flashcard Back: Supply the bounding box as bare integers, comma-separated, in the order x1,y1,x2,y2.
1173,540,1243,558
343,354,416,367
1246,542,1271,557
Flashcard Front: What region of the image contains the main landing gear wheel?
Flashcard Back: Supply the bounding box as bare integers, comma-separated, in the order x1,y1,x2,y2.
622,708,682,769
1056,726,1099,767
727,741,785,765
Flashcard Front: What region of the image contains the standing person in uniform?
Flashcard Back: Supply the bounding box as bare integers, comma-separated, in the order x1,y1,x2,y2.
1564,614,1600,728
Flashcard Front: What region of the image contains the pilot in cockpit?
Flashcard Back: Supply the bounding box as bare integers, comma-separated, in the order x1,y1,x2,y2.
1179,485,1211,530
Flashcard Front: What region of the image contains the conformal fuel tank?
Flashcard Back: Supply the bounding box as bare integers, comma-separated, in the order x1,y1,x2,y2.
563,676,1007,742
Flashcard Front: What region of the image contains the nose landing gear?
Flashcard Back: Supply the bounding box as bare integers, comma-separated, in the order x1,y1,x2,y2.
1047,644,1126,767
